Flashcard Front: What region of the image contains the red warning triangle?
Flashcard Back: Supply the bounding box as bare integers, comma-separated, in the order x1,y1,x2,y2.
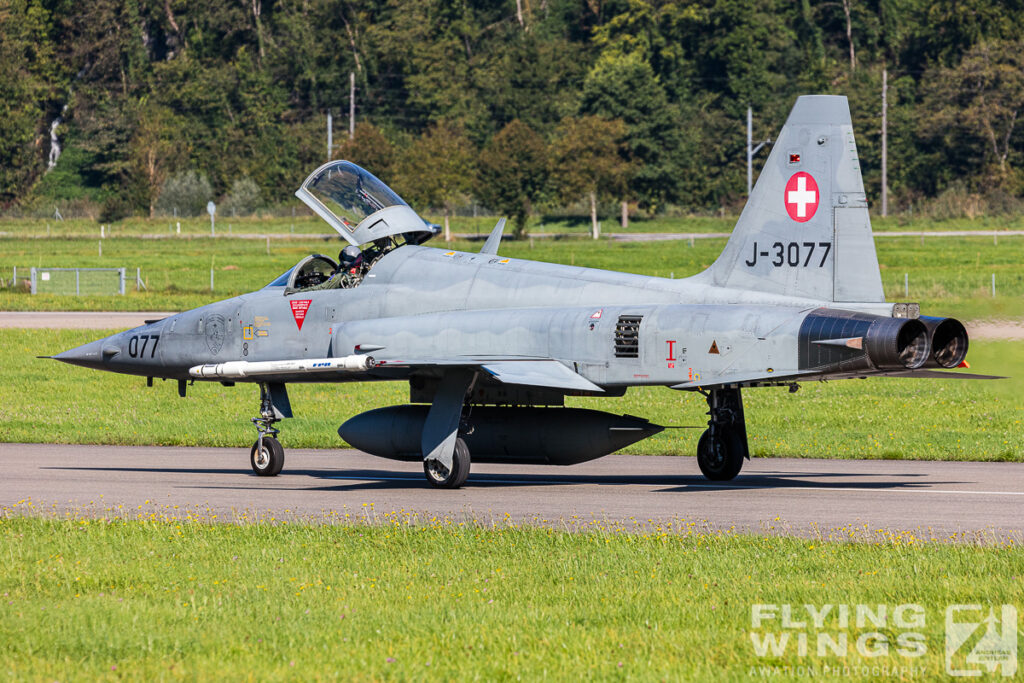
708,340,720,354
289,299,311,331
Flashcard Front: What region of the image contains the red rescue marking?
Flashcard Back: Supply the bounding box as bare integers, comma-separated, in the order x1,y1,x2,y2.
666,340,677,361
784,172,819,222
289,299,311,331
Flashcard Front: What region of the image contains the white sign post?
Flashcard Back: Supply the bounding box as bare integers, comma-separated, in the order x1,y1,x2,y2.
207,201,216,236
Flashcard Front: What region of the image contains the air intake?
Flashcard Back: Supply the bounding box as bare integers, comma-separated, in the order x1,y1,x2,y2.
614,315,642,358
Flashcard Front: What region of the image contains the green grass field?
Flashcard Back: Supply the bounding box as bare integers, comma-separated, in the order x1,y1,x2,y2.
2,329,1020,461
2,233,1023,318
3,221,1022,681
3,211,1024,238
1,513,1021,680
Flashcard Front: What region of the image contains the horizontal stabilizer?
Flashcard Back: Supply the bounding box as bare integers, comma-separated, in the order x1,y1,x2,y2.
877,369,1005,380
671,369,813,390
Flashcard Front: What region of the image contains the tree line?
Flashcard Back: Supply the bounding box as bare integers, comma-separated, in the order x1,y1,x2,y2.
2,0,1024,230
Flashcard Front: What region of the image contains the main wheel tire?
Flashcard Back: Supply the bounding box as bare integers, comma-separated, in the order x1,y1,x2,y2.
250,436,285,476
696,428,744,481
423,438,471,489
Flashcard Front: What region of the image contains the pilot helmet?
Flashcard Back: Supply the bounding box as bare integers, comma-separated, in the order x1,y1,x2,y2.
339,245,362,267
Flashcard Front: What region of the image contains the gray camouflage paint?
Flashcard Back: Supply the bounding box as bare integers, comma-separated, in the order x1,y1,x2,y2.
54,96,969,471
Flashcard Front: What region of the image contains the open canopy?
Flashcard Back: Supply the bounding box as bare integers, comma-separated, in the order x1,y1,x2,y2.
295,161,435,246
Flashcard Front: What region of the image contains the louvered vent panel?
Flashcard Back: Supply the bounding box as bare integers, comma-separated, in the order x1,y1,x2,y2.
614,315,643,358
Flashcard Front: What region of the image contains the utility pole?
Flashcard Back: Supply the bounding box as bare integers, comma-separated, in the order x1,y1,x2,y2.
349,72,356,140
881,67,889,218
327,110,333,161
747,107,771,197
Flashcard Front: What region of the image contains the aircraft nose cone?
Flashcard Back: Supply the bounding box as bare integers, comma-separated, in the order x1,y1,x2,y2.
52,337,120,370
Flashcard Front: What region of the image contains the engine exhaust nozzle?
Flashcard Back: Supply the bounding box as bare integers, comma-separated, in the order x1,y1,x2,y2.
865,317,930,370
918,316,969,369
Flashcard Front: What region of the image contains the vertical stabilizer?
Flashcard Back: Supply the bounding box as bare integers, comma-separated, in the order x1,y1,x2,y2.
695,95,884,303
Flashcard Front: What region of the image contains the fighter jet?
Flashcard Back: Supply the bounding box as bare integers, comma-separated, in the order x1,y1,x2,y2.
52,96,983,488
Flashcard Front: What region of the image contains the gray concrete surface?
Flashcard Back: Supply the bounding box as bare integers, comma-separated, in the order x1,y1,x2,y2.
2,443,1021,539
0,311,175,329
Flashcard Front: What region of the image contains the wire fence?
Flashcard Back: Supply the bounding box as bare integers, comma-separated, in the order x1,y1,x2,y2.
1,267,150,295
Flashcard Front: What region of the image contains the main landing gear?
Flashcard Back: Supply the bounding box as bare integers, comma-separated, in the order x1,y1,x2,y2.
423,437,471,488
696,387,750,481
250,383,289,476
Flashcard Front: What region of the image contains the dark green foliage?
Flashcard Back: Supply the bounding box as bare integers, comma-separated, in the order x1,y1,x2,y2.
221,177,263,217
4,0,1024,218
155,170,213,217
476,120,549,237
333,123,398,181
394,121,477,238
581,52,688,208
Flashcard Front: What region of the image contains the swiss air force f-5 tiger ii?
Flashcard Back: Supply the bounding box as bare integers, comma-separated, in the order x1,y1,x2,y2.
53,96,988,487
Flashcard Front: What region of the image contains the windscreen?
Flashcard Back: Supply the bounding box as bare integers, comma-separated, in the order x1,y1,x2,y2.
264,267,294,288
304,162,407,229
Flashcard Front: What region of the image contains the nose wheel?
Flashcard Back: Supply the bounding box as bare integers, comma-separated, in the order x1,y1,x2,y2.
249,383,287,476
251,435,284,476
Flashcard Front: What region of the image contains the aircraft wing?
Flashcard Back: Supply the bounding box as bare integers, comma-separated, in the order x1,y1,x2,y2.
374,356,604,392
479,360,602,391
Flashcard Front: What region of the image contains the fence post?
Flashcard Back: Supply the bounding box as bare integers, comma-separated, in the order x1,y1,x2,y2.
904,273,908,297
992,273,996,297
75,269,80,296
210,268,214,292
119,268,126,295
137,267,141,291
29,267,35,294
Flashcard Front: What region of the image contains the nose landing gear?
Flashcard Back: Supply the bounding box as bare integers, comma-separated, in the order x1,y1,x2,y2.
249,382,291,476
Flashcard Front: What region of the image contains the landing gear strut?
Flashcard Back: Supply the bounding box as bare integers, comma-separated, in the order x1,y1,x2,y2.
250,383,287,476
696,387,749,481
420,370,476,489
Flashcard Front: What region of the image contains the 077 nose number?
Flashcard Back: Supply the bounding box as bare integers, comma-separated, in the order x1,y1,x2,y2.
745,241,831,268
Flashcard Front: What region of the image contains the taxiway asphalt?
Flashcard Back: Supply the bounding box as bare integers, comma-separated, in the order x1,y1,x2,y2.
2,443,1021,539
